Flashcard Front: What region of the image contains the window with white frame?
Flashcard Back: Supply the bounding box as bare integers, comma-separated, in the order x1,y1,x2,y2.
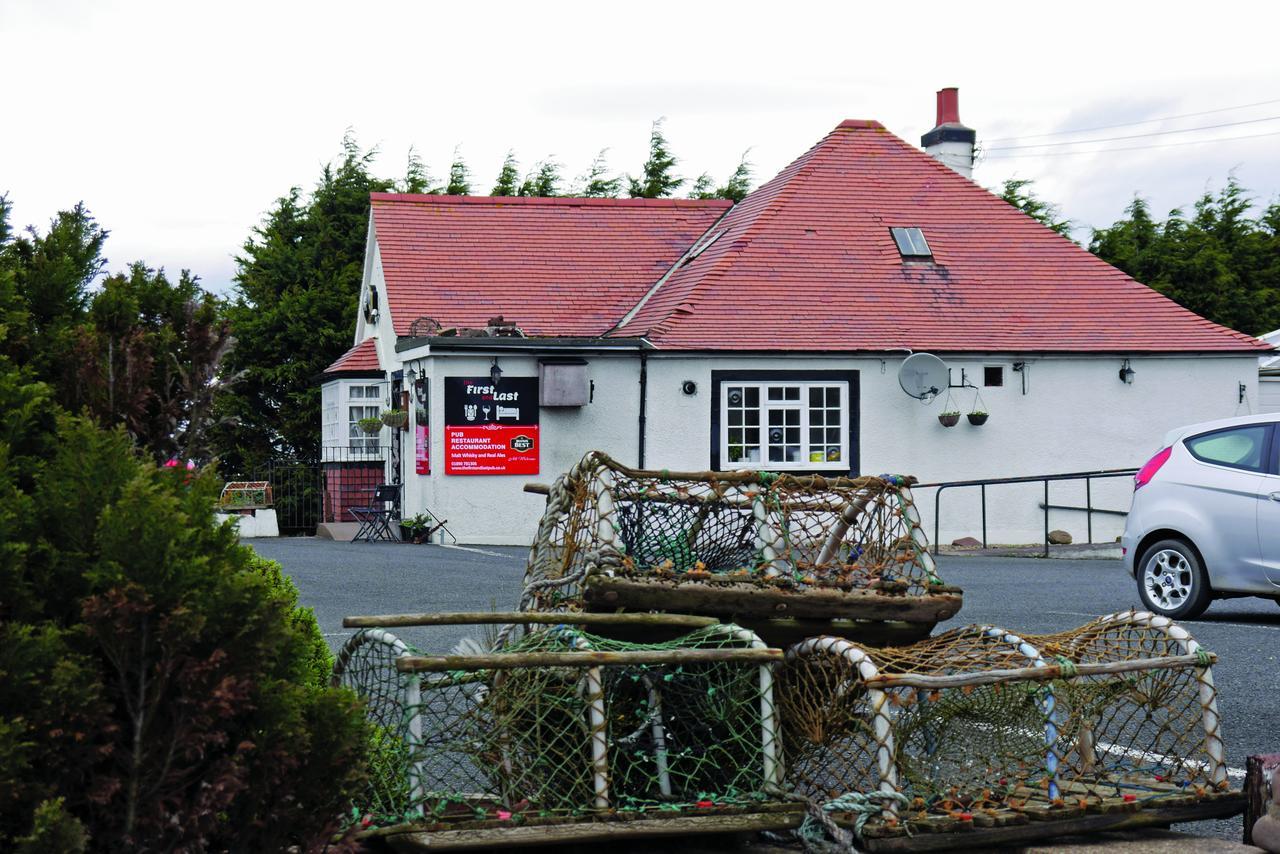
721,381,848,469
348,384,383,450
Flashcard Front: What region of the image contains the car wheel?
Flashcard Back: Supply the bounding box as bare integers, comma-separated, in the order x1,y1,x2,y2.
1136,539,1211,620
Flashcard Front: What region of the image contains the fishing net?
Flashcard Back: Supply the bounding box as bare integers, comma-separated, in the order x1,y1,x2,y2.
778,609,1228,838
519,451,951,617
332,623,781,829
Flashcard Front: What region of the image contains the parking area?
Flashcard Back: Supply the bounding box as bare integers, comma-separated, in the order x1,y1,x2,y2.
251,537,1280,842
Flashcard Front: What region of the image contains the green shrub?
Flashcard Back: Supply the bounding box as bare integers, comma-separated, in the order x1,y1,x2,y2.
0,359,370,851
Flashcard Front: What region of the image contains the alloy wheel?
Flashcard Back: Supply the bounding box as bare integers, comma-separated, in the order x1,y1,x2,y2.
1142,549,1194,612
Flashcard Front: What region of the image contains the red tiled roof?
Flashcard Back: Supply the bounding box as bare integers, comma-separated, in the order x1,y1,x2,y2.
613,120,1268,353
325,337,380,373
371,194,731,338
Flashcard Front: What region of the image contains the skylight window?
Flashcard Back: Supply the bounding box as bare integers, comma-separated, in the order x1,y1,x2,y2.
890,227,932,259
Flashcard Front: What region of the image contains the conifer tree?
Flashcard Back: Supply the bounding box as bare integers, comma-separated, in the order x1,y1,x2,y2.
578,149,622,198
717,151,753,203
401,146,437,194
491,151,520,196
1090,178,1280,335
628,118,683,198
446,147,471,195
1000,178,1072,237
688,173,716,199
518,159,562,197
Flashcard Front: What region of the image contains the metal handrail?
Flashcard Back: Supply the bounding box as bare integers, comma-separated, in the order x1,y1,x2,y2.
914,468,1139,557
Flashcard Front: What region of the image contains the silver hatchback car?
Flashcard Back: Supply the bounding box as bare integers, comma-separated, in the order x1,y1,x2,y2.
1121,412,1280,619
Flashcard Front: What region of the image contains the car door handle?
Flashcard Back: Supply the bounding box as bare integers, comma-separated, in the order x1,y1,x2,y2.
1272,492,1280,501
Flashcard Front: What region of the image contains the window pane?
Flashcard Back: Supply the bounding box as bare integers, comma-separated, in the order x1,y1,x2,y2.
784,387,800,401
785,409,799,425
810,427,824,445
827,427,841,444
984,366,1004,387
728,428,742,444
892,228,913,255
350,386,364,399
728,409,743,426
811,409,825,426
785,427,800,444
809,387,823,407
911,229,931,255
727,386,745,406
745,409,759,426
769,410,784,426
745,387,759,406
1185,426,1269,471
826,387,841,406
826,448,842,462
769,446,783,462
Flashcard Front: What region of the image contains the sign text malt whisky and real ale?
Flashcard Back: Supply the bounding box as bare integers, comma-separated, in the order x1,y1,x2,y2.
443,377,539,475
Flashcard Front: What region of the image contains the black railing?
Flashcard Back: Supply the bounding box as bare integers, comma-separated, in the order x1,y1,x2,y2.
225,446,390,535
914,468,1138,557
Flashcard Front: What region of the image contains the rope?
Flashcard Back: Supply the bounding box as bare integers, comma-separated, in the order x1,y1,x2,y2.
794,790,913,852
1195,649,1213,668
1053,655,1079,679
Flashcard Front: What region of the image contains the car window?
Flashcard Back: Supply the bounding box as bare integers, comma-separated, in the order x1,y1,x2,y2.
1184,425,1270,472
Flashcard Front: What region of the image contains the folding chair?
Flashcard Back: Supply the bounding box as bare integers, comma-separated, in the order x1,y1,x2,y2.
349,484,400,543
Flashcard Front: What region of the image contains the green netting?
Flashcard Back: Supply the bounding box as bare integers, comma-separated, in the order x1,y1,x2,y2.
520,452,945,615
333,624,780,829
779,610,1228,833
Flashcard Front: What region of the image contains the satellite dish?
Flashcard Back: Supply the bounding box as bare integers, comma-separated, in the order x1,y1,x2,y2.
898,353,949,402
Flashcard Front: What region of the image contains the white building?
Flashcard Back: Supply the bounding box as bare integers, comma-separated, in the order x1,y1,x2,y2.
321,90,1269,546
1259,328,1280,413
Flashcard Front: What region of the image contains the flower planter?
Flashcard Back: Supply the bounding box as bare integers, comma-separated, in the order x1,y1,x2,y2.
358,418,383,435
967,412,989,426
938,413,961,428
380,410,409,430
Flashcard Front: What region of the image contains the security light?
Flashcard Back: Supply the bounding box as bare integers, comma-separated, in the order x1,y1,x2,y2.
490,358,503,387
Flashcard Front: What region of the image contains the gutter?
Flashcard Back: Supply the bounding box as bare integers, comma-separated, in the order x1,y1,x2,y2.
395,336,647,354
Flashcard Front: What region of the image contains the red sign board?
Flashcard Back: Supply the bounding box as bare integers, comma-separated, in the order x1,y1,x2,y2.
444,377,539,475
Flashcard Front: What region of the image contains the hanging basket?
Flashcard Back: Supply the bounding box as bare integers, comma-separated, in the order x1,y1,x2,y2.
938,412,960,427
358,417,384,435
380,409,409,429
967,388,989,426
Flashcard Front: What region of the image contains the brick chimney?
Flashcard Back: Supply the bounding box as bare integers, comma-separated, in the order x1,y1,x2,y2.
921,87,975,179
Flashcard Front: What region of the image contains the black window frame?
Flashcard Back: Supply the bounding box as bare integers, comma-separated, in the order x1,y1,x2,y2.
983,365,1004,388
710,369,859,476
1183,423,1275,474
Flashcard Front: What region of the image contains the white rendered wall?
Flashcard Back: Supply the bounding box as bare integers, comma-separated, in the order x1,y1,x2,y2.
388,348,1258,547
1261,377,1280,414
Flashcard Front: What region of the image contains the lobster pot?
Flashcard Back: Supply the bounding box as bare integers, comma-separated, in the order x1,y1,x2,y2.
522,451,960,646
333,624,781,827
778,611,1229,838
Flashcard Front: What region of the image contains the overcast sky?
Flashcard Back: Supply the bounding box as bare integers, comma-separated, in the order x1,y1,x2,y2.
3,0,1278,294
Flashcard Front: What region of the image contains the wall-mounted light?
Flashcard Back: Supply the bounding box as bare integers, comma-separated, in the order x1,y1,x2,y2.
407,365,428,405
490,357,503,387
681,380,697,396
1118,359,1135,384
1239,382,1247,404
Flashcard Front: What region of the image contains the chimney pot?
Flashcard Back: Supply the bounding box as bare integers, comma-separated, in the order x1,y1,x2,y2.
936,87,961,126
